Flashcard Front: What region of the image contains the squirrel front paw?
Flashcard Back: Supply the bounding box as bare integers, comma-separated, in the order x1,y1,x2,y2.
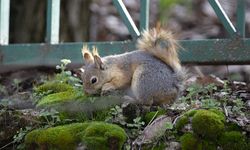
101,89,114,96
101,83,116,96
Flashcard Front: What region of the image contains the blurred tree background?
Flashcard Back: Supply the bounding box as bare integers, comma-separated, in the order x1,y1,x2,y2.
9,0,250,43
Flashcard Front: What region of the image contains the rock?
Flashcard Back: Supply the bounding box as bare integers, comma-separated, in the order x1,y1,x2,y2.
133,115,172,146
165,141,181,150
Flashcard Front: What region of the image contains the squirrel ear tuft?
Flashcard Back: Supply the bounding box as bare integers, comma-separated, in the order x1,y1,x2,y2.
82,45,94,65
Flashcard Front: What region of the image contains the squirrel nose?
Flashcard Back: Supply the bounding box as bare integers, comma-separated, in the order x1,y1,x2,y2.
84,91,89,96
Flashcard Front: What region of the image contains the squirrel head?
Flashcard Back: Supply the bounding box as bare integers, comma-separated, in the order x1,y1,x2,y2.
80,46,109,95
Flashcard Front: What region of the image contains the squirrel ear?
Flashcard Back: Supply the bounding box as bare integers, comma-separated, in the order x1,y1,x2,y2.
94,55,105,70
92,46,105,70
82,45,94,65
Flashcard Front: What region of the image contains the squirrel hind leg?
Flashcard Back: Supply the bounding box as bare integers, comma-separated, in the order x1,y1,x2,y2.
130,64,179,106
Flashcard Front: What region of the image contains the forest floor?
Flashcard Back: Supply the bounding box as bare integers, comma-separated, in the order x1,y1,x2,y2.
0,63,249,150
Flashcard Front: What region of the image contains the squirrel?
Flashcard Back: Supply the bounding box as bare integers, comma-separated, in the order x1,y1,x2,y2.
80,28,184,105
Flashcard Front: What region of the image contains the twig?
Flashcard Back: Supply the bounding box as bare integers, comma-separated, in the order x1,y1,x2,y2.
0,141,14,150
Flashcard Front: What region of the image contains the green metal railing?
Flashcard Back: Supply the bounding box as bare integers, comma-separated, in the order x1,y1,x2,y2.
0,0,249,67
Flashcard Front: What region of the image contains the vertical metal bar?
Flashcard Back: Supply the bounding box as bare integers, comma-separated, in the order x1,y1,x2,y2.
208,0,237,37
46,0,60,44
0,0,10,45
236,0,245,37
112,0,140,39
140,0,149,32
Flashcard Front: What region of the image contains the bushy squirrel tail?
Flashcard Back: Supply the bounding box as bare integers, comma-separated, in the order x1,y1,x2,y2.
137,28,181,71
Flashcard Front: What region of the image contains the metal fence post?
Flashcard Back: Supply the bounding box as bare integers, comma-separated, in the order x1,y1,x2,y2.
46,0,61,44
0,0,10,45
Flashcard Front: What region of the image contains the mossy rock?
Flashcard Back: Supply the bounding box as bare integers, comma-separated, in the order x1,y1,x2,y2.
80,122,127,150
180,133,217,150
185,109,198,117
35,82,86,107
192,109,225,140
180,133,202,150
176,115,189,132
25,123,86,150
208,108,225,122
225,122,242,131
35,82,74,94
37,90,79,106
201,140,217,150
218,131,248,150
176,109,225,133
25,122,126,150
175,109,197,132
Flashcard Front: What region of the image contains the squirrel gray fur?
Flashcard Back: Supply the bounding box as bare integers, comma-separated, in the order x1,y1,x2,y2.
80,28,184,105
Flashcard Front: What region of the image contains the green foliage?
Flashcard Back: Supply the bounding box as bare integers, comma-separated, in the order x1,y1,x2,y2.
218,131,248,150
0,84,8,96
13,127,33,150
192,109,225,140
13,78,22,92
33,59,84,106
38,109,63,127
55,59,82,87
173,83,221,111
106,105,145,139
25,122,126,150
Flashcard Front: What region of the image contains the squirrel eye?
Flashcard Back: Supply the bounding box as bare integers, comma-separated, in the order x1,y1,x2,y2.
90,76,97,84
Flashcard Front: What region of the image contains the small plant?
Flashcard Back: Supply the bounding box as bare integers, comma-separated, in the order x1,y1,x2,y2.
13,78,22,92
106,105,145,139
0,84,8,96
13,127,33,150
55,59,82,87
38,109,61,127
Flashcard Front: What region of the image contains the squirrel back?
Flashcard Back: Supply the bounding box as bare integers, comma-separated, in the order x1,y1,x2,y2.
137,28,181,71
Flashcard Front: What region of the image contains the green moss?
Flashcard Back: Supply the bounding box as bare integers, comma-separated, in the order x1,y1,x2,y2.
218,131,248,150
81,122,126,150
37,90,78,106
144,109,166,124
25,122,126,150
180,133,202,150
208,108,225,122
180,133,218,150
185,109,198,117
192,109,225,140
201,140,217,150
25,123,86,150
176,115,189,132
35,82,74,94
225,122,241,131
35,82,87,107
